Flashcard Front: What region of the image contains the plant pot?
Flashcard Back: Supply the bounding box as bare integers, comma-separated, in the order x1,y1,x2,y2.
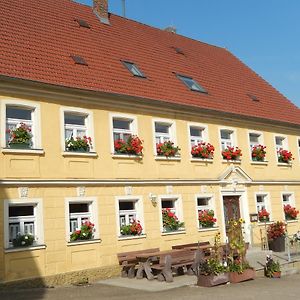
197,273,229,287
229,269,255,283
259,217,270,222
268,236,285,252
285,215,296,221
67,148,89,153
271,271,281,278
9,143,31,149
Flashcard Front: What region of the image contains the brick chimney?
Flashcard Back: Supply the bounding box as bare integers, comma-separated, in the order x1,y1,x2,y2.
93,0,110,25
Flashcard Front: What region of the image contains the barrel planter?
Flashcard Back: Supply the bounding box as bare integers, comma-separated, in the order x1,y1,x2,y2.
268,236,285,252
229,268,255,283
197,273,229,287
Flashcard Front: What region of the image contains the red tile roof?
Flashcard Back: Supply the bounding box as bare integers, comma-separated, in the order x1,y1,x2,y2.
1,0,300,125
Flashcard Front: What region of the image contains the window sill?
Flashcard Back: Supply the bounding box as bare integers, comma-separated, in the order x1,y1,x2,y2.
251,161,268,166
155,156,181,161
112,154,142,159
161,229,186,236
222,160,241,164
5,244,46,253
277,162,292,167
62,151,98,157
67,239,101,246
286,219,298,223
198,226,219,232
2,148,45,155
118,234,147,241
190,158,213,163
257,221,274,226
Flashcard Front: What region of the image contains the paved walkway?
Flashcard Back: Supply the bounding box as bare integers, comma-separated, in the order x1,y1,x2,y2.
1,273,300,300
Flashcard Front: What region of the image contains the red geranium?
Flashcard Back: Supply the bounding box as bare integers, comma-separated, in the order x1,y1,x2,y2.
278,149,293,163
252,144,266,161
198,209,217,228
156,141,180,157
284,204,299,220
267,221,285,240
222,146,242,160
191,142,215,159
114,135,143,155
258,208,270,222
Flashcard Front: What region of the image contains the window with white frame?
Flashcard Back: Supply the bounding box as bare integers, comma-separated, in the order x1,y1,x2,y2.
196,196,216,228
4,199,43,249
117,198,143,236
64,112,88,141
275,136,286,152
256,194,271,222
155,122,172,144
6,105,36,148
282,193,293,206
282,193,297,220
112,117,134,143
161,197,183,232
65,197,98,241
220,129,234,151
249,133,261,149
189,126,205,147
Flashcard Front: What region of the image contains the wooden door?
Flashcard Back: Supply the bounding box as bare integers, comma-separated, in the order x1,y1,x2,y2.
223,196,241,232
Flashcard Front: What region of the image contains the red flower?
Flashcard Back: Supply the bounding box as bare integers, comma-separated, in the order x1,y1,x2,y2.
191,142,215,159
222,146,242,160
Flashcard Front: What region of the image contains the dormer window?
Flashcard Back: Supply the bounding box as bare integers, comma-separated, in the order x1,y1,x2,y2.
176,74,206,93
122,61,145,78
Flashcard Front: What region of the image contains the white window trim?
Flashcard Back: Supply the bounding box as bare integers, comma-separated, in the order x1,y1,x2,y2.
248,130,265,161
64,197,99,242
1,98,42,149
219,126,237,153
110,113,138,155
274,134,288,161
195,193,216,229
159,194,184,233
60,106,95,153
281,191,296,220
4,198,44,249
254,192,272,222
115,195,144,238
188,122,209,158
152,118,178,156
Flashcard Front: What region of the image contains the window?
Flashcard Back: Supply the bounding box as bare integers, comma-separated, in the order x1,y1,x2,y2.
196,196,216,228
4,199,44,249
249,133,260,149
64,112,88,141
220,129,234,151
160,196,184,233
122,61,145,77
176,74,206,93
275,136,286,152
113,118,134,142
6,106,36,148
189,126,205,147
282,193,293,206
116,197,144,237
65,197,98,242
155,122,171,144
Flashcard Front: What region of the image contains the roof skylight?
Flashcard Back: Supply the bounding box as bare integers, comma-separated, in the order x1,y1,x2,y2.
122,61,145,78
247,94,259,102
75,19,91,29
71,55,88,66
176,74,206,93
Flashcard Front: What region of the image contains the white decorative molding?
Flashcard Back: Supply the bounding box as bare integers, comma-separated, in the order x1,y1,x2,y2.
125,186,133,195
166,185,173,194
18,187,29,198
77,186,86,197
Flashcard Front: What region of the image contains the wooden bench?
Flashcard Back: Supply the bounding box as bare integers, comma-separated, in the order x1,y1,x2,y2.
151,249,204,282
172,241,212,257
117,248,159,278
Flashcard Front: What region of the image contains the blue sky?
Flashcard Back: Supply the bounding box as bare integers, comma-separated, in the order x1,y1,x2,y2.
77,0,300,108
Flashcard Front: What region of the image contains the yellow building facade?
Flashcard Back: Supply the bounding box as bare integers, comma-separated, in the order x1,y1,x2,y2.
0,82,299,284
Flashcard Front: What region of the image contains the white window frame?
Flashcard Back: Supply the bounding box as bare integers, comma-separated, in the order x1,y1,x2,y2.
281,192,295,220
153,118,177,155
4,198,44,249
219,127,236,152
1,98,41,149
274,134,288,160
195,194,216,229
159,195,183,233
115,196,144,237
60,107,94,153
188,122,209,154
65,197,99,242
110,113,138,154
255,192,271,222
248,131,264,160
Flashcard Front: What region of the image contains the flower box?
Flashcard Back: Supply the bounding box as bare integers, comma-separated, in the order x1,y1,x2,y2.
191,142,215,159
7,123,33,148
9,143,31,149
251,145,266,161
65,136,92,152
268,236,285,252
277,149,293,163
156,141,180,157
114,135,143,155
221,146,242,161
228,268,255,283
197,273,229,287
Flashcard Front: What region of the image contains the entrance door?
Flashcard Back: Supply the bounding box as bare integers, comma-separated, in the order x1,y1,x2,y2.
223,196,241,233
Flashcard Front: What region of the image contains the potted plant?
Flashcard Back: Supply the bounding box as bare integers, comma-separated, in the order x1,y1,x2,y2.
7,123,33,149
284,204,299,221
12,233,34,247
191,142,215,159
277,149,293,163
65,136,92,152
267,221,286,252
156,141,180,157
120,219,143,236
114,135,143,155
198,209,217,228
264,255,281,278
258,208,270,222
227,218,255,283
70,221,95,241
162,208,184,232
251,144,266,161
197,232,229,287
222,146,242,161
